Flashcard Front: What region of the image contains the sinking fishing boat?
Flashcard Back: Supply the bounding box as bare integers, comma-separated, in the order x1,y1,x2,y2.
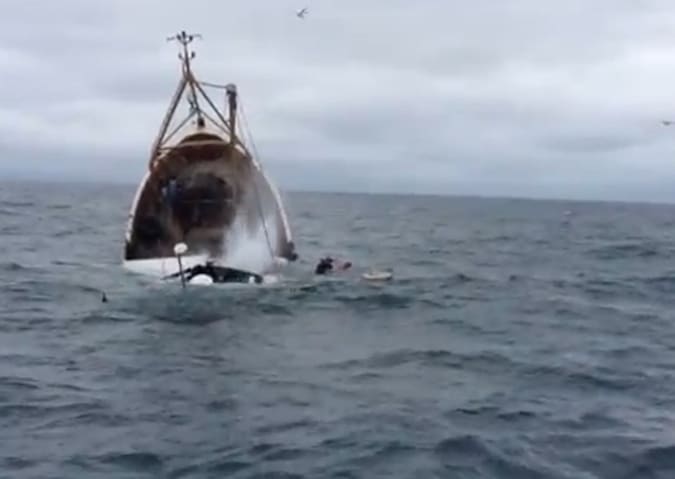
123,31,297,276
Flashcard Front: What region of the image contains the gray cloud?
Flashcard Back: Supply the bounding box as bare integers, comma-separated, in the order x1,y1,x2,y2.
2,0,675,201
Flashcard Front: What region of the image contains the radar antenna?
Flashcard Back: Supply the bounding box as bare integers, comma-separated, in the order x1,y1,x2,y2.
167,30,202,72
166,30,204,124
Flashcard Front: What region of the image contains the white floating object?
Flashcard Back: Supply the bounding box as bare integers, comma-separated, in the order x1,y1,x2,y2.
273,256,289,267
263,274,280,284
189,274,213,285
173,242,188,256
362,270,393,281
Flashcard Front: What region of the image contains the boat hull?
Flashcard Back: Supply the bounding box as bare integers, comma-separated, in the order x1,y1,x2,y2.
123,33,296,275
124,131,295,267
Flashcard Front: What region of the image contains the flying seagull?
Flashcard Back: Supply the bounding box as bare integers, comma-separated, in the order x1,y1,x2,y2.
296,7,308,19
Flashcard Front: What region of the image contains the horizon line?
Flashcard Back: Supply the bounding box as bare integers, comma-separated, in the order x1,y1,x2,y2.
2,176,675,207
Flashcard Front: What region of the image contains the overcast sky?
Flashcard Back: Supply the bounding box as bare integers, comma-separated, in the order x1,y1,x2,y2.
2,0,675,201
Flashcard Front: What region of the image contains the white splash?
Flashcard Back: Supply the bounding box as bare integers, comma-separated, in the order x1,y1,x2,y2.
219,211,278,274
218,178,282,275
123,174,288,280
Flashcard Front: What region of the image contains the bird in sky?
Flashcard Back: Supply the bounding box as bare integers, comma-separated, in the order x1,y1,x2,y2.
296,7,308,19
662,120,673,126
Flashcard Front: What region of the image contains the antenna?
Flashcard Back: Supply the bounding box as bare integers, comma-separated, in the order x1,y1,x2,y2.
166,30,204,123
166,30,202,65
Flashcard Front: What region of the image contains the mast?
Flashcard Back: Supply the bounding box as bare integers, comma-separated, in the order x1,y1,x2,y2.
148,76,187,168
167,31,204,126
225,83,237,146
148,30,249,164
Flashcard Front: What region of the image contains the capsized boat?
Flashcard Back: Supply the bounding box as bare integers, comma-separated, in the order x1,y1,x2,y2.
123,31,297,276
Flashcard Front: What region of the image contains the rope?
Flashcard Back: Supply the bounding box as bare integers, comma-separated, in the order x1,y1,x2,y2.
238,98,277,271
198,80,230,90
198,79,279,272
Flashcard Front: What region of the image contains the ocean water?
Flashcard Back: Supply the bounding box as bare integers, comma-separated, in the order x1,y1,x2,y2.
3,180,675,478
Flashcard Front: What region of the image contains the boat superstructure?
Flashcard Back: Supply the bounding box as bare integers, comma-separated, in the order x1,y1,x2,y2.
123,31,296,274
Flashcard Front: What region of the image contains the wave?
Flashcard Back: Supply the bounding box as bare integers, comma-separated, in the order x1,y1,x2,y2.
434,434,492,457
588,241,663,260
1,401,105,424
0,200,34,208
0,376,41,391
0,208,20,217
322,348,513,372
65,452,164,475
638,274,675,294
628,444,675,477
434,434,554,478
46,204,72,210
0,261,28,272
522,363,640,393
98,452,164,470
2,457,35,471
333,291,413,310
575,440,675,479
453,406,538,423
555,410,628,431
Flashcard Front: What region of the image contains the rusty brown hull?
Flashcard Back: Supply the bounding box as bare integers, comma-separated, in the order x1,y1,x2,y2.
123,32,296,268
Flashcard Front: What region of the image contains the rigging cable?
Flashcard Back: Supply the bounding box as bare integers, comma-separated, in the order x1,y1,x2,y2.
198,80,231,90
199,79,281,272
237,97,277,270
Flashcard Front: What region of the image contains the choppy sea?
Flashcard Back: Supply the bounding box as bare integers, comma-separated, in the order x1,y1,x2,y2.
3,180,675,478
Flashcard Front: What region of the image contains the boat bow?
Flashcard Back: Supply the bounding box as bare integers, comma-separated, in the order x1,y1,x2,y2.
123,31,297,275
